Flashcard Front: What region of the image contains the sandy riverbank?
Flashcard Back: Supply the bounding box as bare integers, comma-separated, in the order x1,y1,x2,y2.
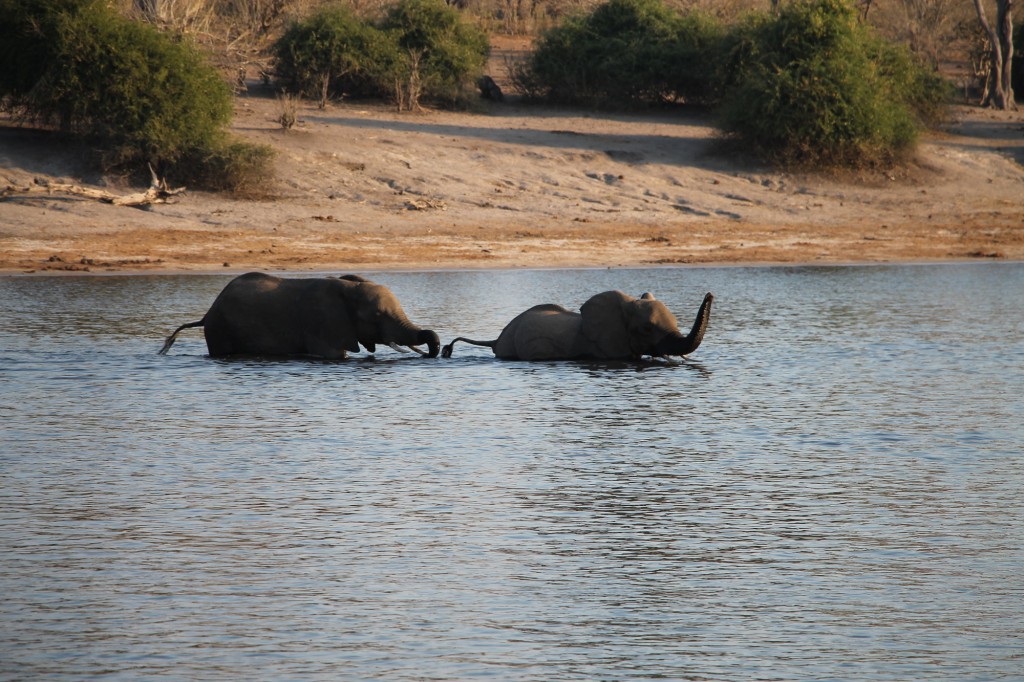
1,86,1022,275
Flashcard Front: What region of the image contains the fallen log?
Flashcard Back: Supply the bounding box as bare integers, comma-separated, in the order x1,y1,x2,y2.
2,165,185,208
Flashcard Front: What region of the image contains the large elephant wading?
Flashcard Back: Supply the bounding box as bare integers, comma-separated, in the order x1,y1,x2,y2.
442,290,712,361
159,273,440,359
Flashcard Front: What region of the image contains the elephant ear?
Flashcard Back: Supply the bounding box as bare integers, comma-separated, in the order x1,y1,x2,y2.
342,280,395,353
580,290,633,358
329,280,363,354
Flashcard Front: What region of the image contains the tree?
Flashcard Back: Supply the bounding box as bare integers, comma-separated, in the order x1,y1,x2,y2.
972,0,1017,108
273,5,378,107
379,0,489,110
0,0,271,190
717,0,948,168
515,0,721,107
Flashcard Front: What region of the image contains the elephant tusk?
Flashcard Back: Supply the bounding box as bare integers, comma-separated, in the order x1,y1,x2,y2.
387,342,410,353
407,345,427,355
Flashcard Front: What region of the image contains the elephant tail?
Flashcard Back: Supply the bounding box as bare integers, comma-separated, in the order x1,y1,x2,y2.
158,318,205,355
441,337,496,358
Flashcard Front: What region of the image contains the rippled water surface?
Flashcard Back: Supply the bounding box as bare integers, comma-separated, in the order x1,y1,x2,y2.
2,264,1022,680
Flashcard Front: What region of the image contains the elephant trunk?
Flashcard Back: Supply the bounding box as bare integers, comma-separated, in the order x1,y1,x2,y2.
383,313,440,358
418,329,441,358
655,293,713,357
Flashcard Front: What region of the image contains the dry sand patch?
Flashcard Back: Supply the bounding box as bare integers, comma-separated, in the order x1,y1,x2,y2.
1,93,1021,274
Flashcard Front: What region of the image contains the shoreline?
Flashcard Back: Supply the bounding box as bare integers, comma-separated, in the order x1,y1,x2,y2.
3,98,1022,275
4,255,1020,278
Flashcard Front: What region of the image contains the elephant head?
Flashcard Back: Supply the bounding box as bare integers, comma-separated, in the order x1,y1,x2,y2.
346,278,441,357
441,290,712,361
579,290,712,359
158,272,440,359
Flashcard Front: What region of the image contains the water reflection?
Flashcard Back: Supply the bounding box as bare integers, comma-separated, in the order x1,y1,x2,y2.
1,264,1022,680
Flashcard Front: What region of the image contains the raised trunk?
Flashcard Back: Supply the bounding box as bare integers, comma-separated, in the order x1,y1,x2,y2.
654,293,713,357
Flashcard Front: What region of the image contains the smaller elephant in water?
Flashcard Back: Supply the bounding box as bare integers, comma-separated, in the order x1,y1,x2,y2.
159,272,440,359
442,290,712,361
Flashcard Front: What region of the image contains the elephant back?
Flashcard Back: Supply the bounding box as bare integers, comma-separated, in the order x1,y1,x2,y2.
494,304,579,360
579,291,633,358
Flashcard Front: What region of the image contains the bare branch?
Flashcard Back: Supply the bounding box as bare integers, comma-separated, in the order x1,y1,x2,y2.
2,175,186,208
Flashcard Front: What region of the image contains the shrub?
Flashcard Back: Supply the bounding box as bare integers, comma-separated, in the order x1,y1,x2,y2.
716,0,948,168
272,5,380,107
509,17,591,102
522,0,677,105
575,0,682,103
516,0,722,107
180,139,276,194
713,12,772,96
272,0,488,110
0,0,272,189
378,0,490,109
864,33,953,127
45,5,233,163
0,0,89,99
663,11,727,105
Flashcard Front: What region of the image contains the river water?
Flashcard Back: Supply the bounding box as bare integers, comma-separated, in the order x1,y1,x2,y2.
1,264,1021,680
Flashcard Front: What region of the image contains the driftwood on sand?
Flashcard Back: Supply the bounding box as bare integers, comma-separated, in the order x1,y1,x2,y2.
2,165,185,208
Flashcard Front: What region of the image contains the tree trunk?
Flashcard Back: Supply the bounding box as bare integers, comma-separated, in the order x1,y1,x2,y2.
404,50,424,112
996,0,1016,106
973,0,1017,109
3,166,185,208
318,71,331,109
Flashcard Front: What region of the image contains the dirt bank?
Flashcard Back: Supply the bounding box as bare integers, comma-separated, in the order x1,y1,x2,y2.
1,89,1022,275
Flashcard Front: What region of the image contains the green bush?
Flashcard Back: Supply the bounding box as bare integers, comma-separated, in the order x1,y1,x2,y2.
716,0,948,168
272,0,488,110
0,0,271,190
664,11,727,105
713,12,772,95
509,17,591,102
49,6,232,160
272,5,382,107
517,0,722,107
864,33,953,127
378,0,490,109
181,139,277,194
0,0,86,99
569,0,682,104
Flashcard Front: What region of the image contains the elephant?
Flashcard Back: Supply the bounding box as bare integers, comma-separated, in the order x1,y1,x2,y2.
477,75,504,102
442,290,713,361
158,272,440,359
